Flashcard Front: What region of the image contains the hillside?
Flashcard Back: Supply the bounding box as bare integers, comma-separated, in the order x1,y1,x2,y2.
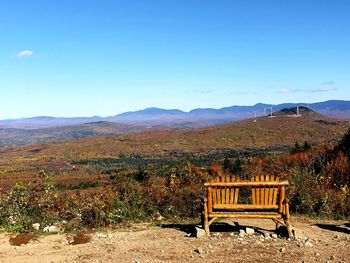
0,109,348,189
1,103,349,149
1,109,348,159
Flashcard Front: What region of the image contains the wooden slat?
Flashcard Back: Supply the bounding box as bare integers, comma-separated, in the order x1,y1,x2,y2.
215,176,221,204
225,175,230,204
255,175,260,205
213,204,279,210
268,175,275,205
272,177,280,205
229,177,235,204
264,175,270,205
208,213,282,219
278,186,285,214
210,177,217,205
234,178,240,204
204,181,289,187
251,177,256,205
208,187,212,213
260,175,265,205
221,176,225,205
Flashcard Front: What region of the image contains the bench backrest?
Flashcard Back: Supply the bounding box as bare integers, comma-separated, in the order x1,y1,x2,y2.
208,175,241,211
251,175,280,206
204,175,288,213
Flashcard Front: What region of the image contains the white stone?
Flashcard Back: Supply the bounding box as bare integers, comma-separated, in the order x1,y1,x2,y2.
32,223,40,231
292,227,308,239
271,234,278,239
96,233,107,239
156,214,164,221
245,227,255,235
304,241,313,247
195,227,206,238
239,229,245,237
43,225,60,233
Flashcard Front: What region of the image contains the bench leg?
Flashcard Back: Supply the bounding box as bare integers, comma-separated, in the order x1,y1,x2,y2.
284,202,292,238
275,222,280,230
203,200,210,236
204,216,210,236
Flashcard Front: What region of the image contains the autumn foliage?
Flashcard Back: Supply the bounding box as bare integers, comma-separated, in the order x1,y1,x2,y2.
0,128,349,232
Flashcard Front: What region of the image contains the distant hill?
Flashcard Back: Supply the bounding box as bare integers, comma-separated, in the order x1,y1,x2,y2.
1,100,349,129
107,100,350,126
0,121,157,148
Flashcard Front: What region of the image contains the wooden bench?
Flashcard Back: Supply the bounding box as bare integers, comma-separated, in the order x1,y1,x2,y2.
202,175,292,238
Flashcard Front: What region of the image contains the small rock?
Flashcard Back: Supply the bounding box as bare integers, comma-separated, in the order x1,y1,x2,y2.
239,229,245,237
32,223,40,231
279,247,286,253
156,214,164,221
292,227,307,240
261,231,270,238
315,252,320,257
305,241,313,247
96,233,107,239
271,234,278,239
43,225,60,233
328,255,336,260
195,227,206,238
49,225,60,233
245,227,255,235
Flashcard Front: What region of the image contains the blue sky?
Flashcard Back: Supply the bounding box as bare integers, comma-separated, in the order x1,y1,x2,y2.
0,0,349,118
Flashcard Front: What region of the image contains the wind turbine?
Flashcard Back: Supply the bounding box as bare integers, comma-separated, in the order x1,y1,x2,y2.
269,105,273,117
296,105,300,117
253,111,257,123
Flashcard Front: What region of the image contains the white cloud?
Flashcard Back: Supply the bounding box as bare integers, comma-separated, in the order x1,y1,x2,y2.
309,86,337,93
278,88,300,94
17,50,33,58
279,88,290,93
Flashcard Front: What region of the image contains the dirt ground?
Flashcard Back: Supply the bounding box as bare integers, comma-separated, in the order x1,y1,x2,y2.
0,216,349,263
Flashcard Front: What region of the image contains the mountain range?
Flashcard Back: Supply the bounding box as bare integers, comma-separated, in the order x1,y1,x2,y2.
1,100,349,129
0,104,348,148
